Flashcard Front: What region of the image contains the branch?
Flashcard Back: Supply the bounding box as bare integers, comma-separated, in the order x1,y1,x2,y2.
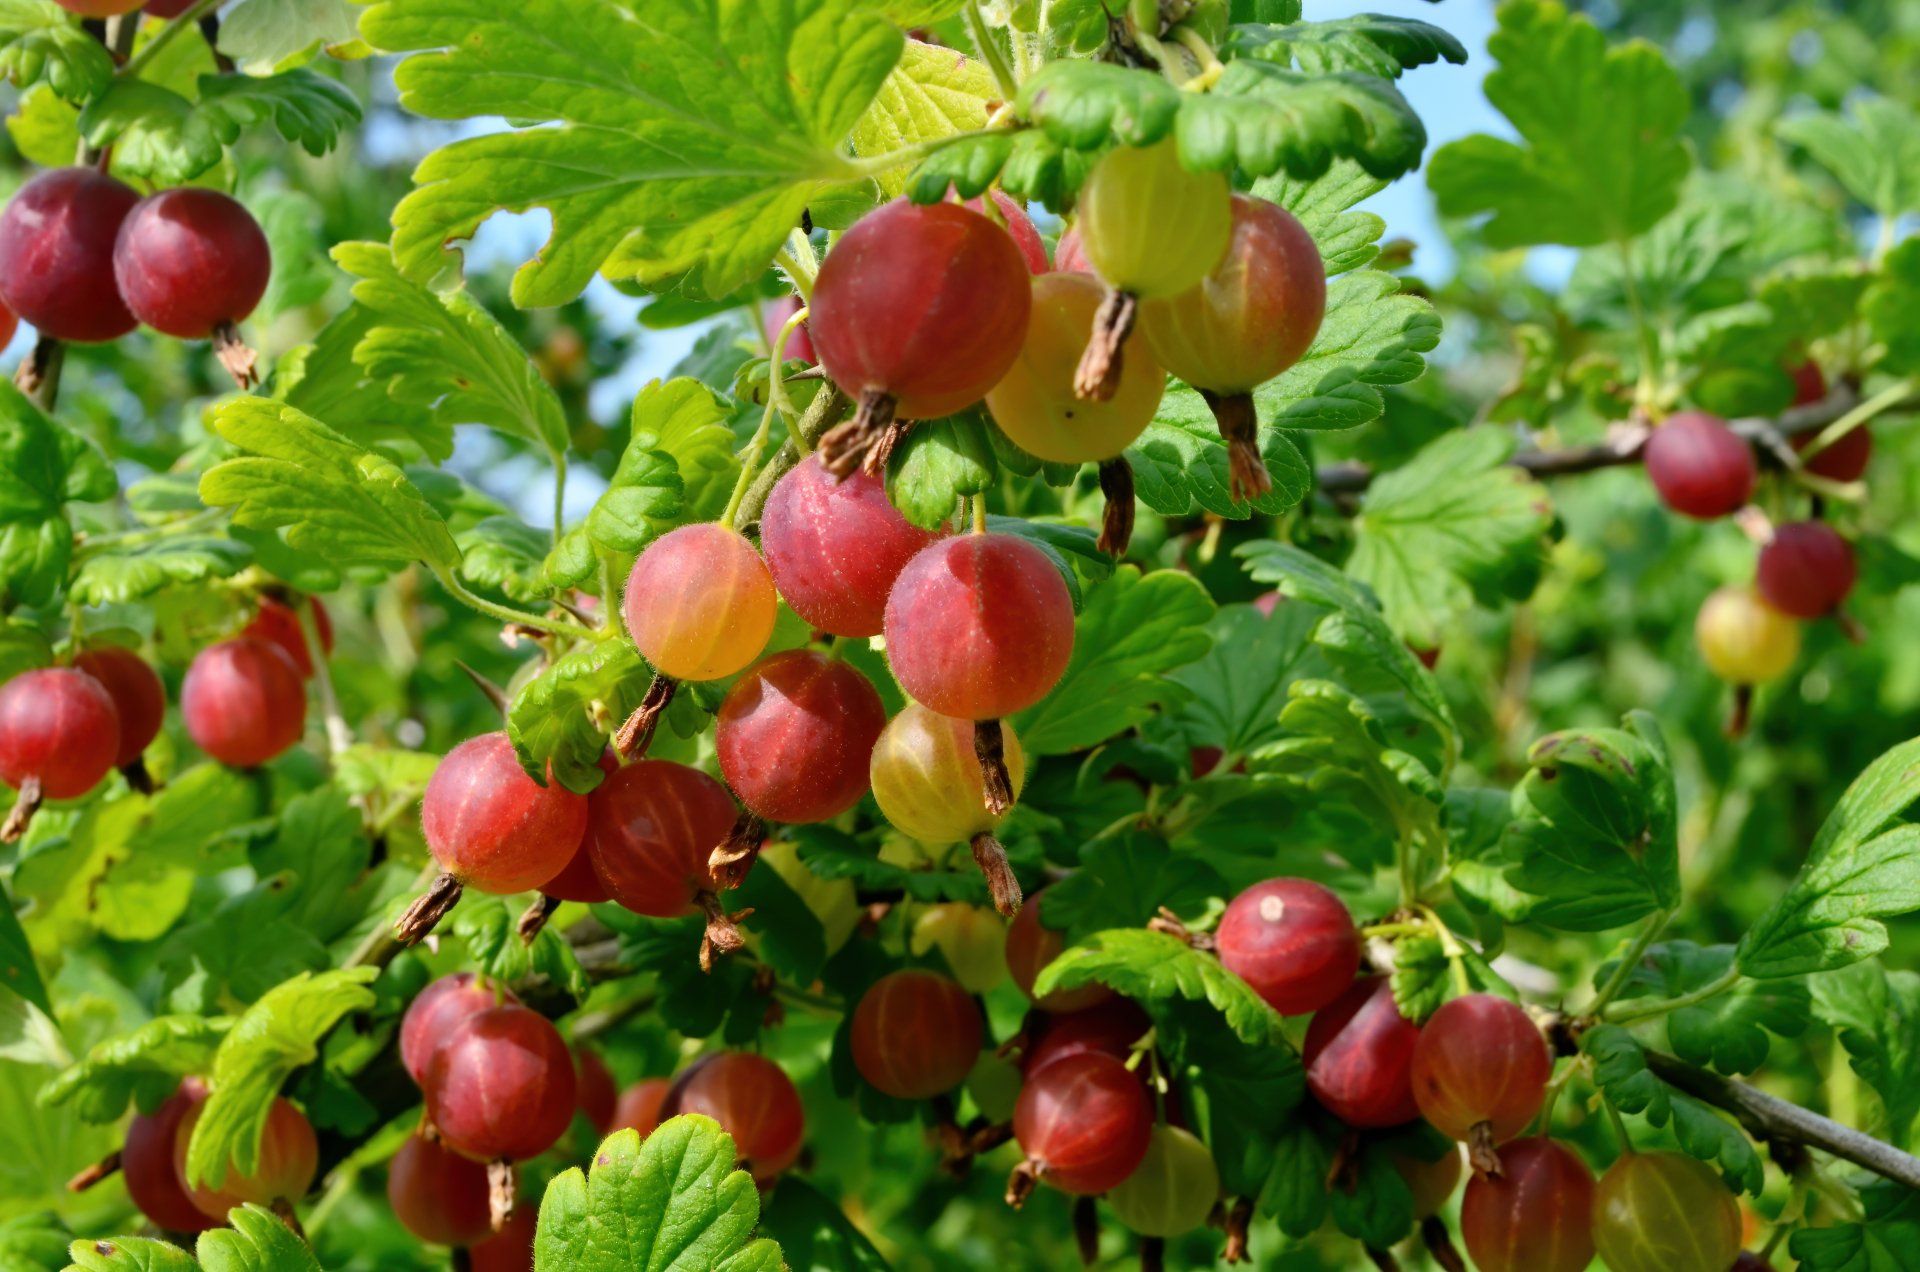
1644,1049,1920,1191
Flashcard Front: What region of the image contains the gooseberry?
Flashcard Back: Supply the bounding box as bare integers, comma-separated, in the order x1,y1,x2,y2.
850,968,984,1100
0,168,140,342
0,666,120,840
612,1077,671,1137
241,596,333,679
1395,1146,1465,1220
401,973,519,1087
574,1046,617,1134
1107,1124,1220,1238
0,300,15,349
72,647,164,772
538,840,613,904
764,294,815,363
1695,586,1800,685
870,705,1026,913
1459,1137,1596,1272
1411,993,1552,1170
883,533,1075,721
760,454,941,638
584,759,736,916
1052,225,1091,274
113,189,271,386
1789,358,1825,406
467,1204,537,1272
1023,998,1152,1077
1592,1150,1741,1272
387,1133,492,1247
809,200,1031,470
969,189,1049,275
715,650,886,824
622,523,777,682
1215,878,1360,1016
425,1003,578,1164
1005,888,1112,1013
56,0,143,13
145,0,199,13
1643,412,1755,519
910,902,1008,993
1795,423,1871,482
1303,976,1420,1129
173,1093,318,1220
123,1079,220,1233
180,638,306,768
661,1052,806,1182
1757,521,1856,618
1008,1052,1153,1201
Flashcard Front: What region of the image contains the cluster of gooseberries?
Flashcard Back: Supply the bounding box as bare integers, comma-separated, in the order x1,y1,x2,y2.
119,1076,319,1234
0,594,325,840
1640,366,1867,731
0,163,272,387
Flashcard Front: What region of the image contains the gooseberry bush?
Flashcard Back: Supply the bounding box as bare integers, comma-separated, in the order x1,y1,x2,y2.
4,0,1920,1269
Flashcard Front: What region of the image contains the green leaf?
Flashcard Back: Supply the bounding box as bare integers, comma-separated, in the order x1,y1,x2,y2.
1811,962,1920,1149
250,787,375,942
1012,568,1214,755
184,969,376,1190
852,37,994,198
195,1204,323,1272
64,1236,200,1272
0,382,112,608
506,638,649,793
195,68,362,157
0,878,50,1019
362,0,902,304
790,826,990,906
1600,942,1807,1074
1128,386,1311,520
1739,736,1920,978
449,897,589,1005
1581,1026,1763,1195
1347,428,1556,649
1255,1118,1333,1236
1778,97,1920,221
886,413,996,530
0,0,112,103
758,1178,888,1272
1016,61,1183,149
1389,932,1510,1024
1259,269,1443,432
40,1015,229,1124
1226,14,1469,78
277,303,450,461
216,0,362,67
77,82,224,184
1177,63,1427,181
200,397,462,575
1254,158,1389,276
1426,0,1689,247
70,537,253,606
1501,711,1680,932
534,1120,783,1270
1169,601,1320,758
1042,835,1226,937
333,241,570,459
458,516,552,604
1790,1182,1920,1272
1032,928,1288,1047
1865,238,1920,377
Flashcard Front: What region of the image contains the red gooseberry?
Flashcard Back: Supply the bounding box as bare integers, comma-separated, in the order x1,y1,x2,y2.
968,189,1049,275
1302,976,1420,1129
764,294,815,363
849,968,983,1100
0,667,121,839
612,1077,671,1138
574,1047,617,1134
661,1052,806,1182
0,168,140,342
716,650,886,825
1459,1137,1596,1272
241,596,334,679
1794,422,1871,482
1756,521,1857,618
123,1078,221,1233
420,732,590,897
425,1004,578,1165
1022,997,1152,1077
173,1093,318,1220
622,523,777,683
1643,412,1755,519
113,188,271,388
467,1204,536,1271
73,647,165,771
759,454,941,638
1005,888,1112,1014
388,1133,493,1247
584,759,736,917
1215,878,1360,1016
1008,1051,1153,1202
400,973,519,1087
1411,993,1552,1171
180,637,306,768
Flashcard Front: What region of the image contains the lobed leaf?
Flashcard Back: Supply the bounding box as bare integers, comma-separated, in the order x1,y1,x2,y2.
1033,928,1288,1047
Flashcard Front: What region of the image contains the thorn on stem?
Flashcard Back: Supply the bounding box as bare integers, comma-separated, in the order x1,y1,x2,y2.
456,661,512,715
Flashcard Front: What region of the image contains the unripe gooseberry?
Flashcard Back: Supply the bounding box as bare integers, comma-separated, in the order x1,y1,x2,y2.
0,168,140,342
426,1004,578,1164
241,596,334,679
584,759,737,917
1023,997,1152,1077
1303,976,1420,1128
1411,993,1552,1169
850,968,984,1099
1005,887,1112,1013
986,271,1164,463
1592,1150,1741,1272
1757,520,1856,618
113,189,270,339
760,454,942,638
1643,412,1755,519
401,973,520,1087
883,534,1075,721
1215,877,1360,1016
622,523,777,682
468,1205,536,1272
72,647,164,771
0,667,121,836
612,1077,671,1138
661,1052,806,1182
123,1079,220,1233
1009,1052,1154,1200
180,637,306,768
174,1093,318,1219
421,732,590,895
1695,586,1800,685
716,650,886,824
1076,141,1231,301
910,902,1008,993
1107,1124,1220,1237
967,1052,1023,1122
387,1133,492,1247
574,1046,617,1134
1459,1137,1596,1272
870,705,1025,844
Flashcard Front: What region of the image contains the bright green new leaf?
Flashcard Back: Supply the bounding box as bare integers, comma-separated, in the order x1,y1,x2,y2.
64,1235,200,1272
216,0,362,69
70,538,254,606
887,413,997,529
1226,14,1469,78
276,303,449,461
1178,63,1427,181
507,638,653,794
458,515,552,605
196,1203,324,1272
197,67,363,155
1778,97,1920,221
534,1119,783,1270
451,898,589,1004
0,0,111,103
1033,928,1289,1047
0,382,114,608
361,0,904,304
853,38,995,197
1427,0,1689,247
1811,962,1920,1149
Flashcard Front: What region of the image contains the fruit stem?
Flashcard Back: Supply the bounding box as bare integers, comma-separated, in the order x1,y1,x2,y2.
65,1149,121,1192
1071,1195,1098,1265
1585,909,1670,1017
299,597,352,761
1074,287,1138,402
121,0,224,78
517,893,560,945
1003,1158,1041,1209
962,0,1020,101
394,871,464,945
973,719,1013,815
1600,1094,1634,1155
1419,1217,1468,1272
968,832,1023,917
970,493,988,536
1096,458,1135,557
613,672,676,759
1201,390,1272,504
14,337,64,413
432,568,595,641
1,777,42,843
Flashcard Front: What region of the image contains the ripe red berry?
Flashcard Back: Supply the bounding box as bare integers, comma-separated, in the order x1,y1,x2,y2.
401,973,519,1086
421,732,589,896
584,758,737,916
467,1203,536,1272
883,534,1075,720
241,596,334,679
0,667,121,835
1005,888,1112,1014
809,199,1032,438
144,0,199,13
622,523,777,682
1592,1150,1741,1272
72,647,164,770
537,841,613,904
180,638,306,768
760,454,941,638
1459,1137,1596,1272
57,0,143,13
0,299,16,349
661,1052,806,1182
112,189,270,340
1010,1051,1153,1199
612,1077,671,1137
0,168,140,342
1411,994,1552,1167
574,1046,617,1135
1643,412,1755,519
764,294,815,363
716,650,886,824
850,969,983,1100
968,189,1049,276
1303,976,1420,1128
1732,1254,1775,1271
426,1004,578,1164
1795,423,1872,482
1757,520,1857,618
123,1079,220,1233
387,1133,493,1247
1788,358,1826,406
173,1092,319,1220
1022,997,1152,1077
1215,878,1360,1016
